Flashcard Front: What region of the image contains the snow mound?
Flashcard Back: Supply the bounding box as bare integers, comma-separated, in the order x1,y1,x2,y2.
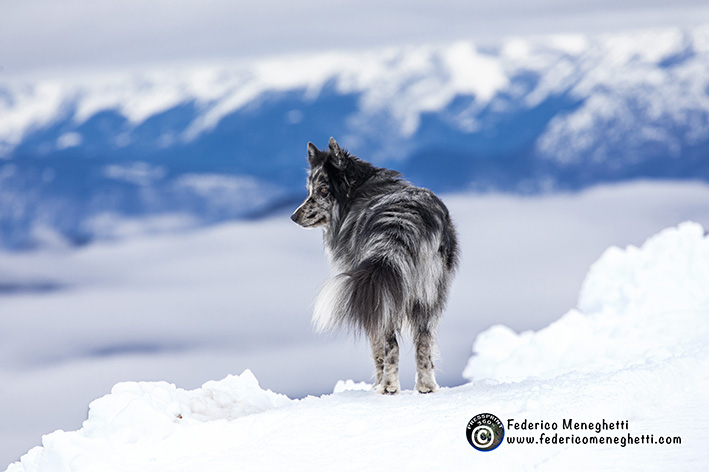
9,370,290,471
464,221,709,382
85,369,292,433
332,379,373,393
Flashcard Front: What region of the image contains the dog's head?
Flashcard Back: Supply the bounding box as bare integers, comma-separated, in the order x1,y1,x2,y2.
290,137,351,228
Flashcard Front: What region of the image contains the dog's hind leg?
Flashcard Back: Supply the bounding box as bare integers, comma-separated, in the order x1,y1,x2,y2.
414,324,439,394
370,330,400,394
382,331,401,394
369,332,385,388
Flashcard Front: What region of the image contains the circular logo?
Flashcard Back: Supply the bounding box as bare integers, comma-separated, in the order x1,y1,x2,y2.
466,413,505,451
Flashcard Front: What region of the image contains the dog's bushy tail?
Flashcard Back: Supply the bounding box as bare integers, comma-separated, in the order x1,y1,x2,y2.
313,257,405,334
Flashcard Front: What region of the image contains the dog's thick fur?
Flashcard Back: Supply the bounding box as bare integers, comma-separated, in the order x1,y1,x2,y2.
291,138,459,394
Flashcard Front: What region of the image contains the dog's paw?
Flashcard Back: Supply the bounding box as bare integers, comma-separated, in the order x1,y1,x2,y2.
374,378,400,395
415,378,439,394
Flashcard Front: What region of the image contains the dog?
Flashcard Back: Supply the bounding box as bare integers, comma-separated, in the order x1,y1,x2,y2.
291,138,459,394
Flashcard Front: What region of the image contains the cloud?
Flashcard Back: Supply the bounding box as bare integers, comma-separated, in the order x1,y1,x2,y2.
2,1,708,76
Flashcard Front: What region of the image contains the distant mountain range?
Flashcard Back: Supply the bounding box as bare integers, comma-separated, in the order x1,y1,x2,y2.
1,25,708,248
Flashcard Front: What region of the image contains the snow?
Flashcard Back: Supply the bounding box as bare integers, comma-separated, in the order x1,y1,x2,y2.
102,162,166,186
55,132,82,150
332,379,372,393
8,355,708,471
533,25,709,164
463,221,709,382
4,211,709,471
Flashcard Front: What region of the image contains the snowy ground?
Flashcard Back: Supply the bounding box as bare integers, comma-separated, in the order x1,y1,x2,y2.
2,181,709,467
4,218,708,471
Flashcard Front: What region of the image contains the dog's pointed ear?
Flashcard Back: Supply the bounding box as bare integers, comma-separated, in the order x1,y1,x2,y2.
328,137,347,170
307,142,321,166
328,137,342,156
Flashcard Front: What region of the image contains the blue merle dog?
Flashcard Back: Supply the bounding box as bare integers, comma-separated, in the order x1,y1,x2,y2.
291,138,459,394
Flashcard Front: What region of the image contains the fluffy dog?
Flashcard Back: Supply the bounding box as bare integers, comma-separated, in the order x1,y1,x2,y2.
291,138,458,394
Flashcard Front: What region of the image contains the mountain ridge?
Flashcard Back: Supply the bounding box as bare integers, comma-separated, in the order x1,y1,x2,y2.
1,24,708,248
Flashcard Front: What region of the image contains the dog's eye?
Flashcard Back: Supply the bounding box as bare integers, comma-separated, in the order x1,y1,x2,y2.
319,187,329,197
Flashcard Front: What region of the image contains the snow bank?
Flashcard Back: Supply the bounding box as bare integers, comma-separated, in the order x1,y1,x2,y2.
464,221,709,382
86,369,291,430
7,348,707,471
9,370,290,472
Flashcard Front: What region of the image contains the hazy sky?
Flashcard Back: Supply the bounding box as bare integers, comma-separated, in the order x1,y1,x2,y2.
2,0,709,76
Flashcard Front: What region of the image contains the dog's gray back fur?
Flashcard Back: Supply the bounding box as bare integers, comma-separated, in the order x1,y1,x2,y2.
291,138,458,394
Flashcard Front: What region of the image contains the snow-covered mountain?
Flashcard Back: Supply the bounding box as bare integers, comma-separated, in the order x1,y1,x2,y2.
5,222,707,471
2,25,709,248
